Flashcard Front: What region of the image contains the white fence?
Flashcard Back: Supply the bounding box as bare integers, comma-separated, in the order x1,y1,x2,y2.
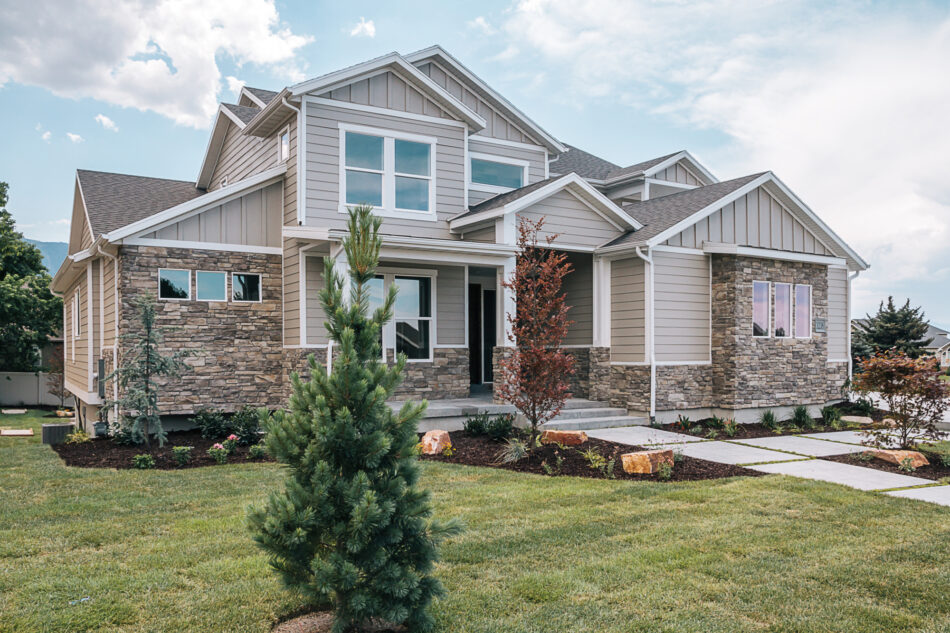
0,372,65,407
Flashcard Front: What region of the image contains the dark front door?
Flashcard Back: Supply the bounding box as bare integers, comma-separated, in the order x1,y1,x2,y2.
468,284,482,385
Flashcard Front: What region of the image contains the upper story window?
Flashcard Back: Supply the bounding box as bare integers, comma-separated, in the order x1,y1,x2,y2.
470,153,527,190
159,268,190,300
340,124,436,219
278,126,290,162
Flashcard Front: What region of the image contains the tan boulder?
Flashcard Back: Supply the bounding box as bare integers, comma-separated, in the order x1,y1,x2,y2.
881,418,898,428
420,430,451,455
540,430,587,446
868,449,929,468
621,449,675,474
841,415,872,425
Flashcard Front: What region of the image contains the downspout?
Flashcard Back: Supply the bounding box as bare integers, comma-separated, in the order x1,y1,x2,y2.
847,269,860,382
281,97,304,226
635,246,656,421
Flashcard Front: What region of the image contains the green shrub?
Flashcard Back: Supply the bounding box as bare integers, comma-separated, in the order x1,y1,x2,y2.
131,454,155,469
761,410,781,432
171,446,192,467
229,406,264,445
897,457,916,473
463,413,487,435
822,406,843,429
464,413,515,441
64,429,89,444
705,429,719,439
672,449,685,464
852,397,875,416
207,444,228,464
247,443,268,460
671,414,691,431
192,409,229,439
919,440,950,467
706,415,726,430
656,461,673,481
495,437,528,464
791,405,812,429
580,447,613,477
723,419,739,437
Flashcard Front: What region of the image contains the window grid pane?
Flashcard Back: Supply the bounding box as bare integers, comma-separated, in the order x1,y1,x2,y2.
394,276,431,318
394,139,430,176
395,319,430,360
774,283,791,337
394,176,429,211
232,274,261,302
196,271,226,301
345,170,383,206
752,281,769,337
345,132,383,170
471,158,523,189
159,269,189,300
795,285,811,338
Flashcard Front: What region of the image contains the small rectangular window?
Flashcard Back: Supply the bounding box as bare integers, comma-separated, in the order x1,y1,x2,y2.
752,281,769,337
795,284,812,338
471,158,524,189
196,271,227,302
232,273,261,302
72,292,80,337
159,269,190,300
774,283,792,338
279,128,290,162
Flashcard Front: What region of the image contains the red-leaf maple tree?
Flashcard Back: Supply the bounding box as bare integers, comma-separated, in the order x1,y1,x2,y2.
496,216,575,443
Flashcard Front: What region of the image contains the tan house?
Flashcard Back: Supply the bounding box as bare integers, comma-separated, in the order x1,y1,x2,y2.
51,46,868,431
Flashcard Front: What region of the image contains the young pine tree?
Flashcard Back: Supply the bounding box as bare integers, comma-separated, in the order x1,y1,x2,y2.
853,296,932,362
248,205,461,633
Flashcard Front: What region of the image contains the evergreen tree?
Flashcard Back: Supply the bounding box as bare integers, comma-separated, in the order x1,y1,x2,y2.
248,205,461,633
853,296,932,362
105,292,189,449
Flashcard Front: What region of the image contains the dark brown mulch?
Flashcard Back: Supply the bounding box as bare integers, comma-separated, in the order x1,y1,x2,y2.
823,451,950,481
52,430,271,469
421,432,762,482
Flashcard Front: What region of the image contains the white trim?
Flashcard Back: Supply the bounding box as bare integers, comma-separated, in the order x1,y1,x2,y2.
195,270,228,303
828,359,850,363
702,242,847,267
196,106,245,188
847,270,859,379
158,268,191,301
650,244,706,256
656,360,712,366
98,260,104,357
634,247,656,420
283,344,330,350
639,150,718,185
124,238,282,254
469,151,528,191
306,96,468,129
752,280,770,338
86,262,93,392
231,272,263,303
283,226,331,241
240,87,267,108
644,177,697,190
299,249,308,345
773,282,792,338
64,378,102,405
108,166,288,241
463,265,470,349
468,134,549,153
794,283,812,339
294,98,306,225
277,124,291,163
611,361,650,367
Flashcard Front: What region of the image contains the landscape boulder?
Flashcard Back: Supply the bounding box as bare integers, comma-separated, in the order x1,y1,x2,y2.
540,430,587,446
868,449,929,468
420,430,451,455
621,449,675,474
841,415,872,426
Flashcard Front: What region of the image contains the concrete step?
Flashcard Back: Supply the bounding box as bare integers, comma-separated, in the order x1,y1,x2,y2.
541,416,649,431
548,407,628,421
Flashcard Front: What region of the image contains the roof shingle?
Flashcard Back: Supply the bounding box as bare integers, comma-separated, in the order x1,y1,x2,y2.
222,103,260,125
548,144,619,180
245,87,279,105
605,151,681,181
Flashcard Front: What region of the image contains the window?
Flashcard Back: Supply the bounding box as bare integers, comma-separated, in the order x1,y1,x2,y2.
232,273,261,302
393,276,431,360
471,156,525,189
72,291,80,337
774,283,792,338
196,271,227,302
752,281,769,337
278,127,290,162
159,269,190,300
795,284,812,338
341,126,435,216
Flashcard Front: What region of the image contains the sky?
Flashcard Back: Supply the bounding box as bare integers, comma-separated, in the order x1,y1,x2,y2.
1,0,949,324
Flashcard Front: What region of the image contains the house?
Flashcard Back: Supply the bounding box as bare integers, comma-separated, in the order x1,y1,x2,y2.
51,46,868,430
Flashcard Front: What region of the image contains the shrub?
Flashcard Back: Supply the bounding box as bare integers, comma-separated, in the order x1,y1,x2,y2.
192,408,229,439
131,454,155,469
171,446,192,467
898,457,917,472
705,429,719,439
463,413,487,435
656,461,673,481
580,447,613,477
671,414,691,432
229,406,264,445
852,351,950,449
761,410,781,433
722,419,739,437
463,413,514,441
247,443,268,460
672,449,685,464
222,434,238,454
64,429,89,444
706,415,726,430
207,443,228,464
791,405,812,429
852,396,875,416
495,437,529,464
822,406,843,429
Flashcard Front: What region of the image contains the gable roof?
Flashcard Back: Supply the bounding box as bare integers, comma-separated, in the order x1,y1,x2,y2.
549,144,620,180
606,152,681,181
244,87,278,106
606,150,717,185
405,45,565,154
221,103,260,125
76,170,204,238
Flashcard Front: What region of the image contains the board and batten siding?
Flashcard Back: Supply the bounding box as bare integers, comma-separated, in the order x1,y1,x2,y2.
517,190,622,249
653,250,710,363
563,253,593,346
610,256,645,362
319,71,455,121
143,182,283,248
652,161,701,186
665,186,834,256
305,103,465,240
827,266,848,360
418,61,538,144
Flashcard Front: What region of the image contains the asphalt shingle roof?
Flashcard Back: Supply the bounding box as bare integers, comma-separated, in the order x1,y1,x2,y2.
77,170,205,237
245,87,279,105
548,144,619,180
454,176,562,221
605,151,681,181
604,173,766,248
222,103,260,125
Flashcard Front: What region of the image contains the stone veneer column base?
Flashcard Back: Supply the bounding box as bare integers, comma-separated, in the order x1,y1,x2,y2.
388,348,470,400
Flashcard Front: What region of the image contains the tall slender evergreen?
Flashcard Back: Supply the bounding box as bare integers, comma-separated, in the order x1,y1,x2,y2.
248,205,460,633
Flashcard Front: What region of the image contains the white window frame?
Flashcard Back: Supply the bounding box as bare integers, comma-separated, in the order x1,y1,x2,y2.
338,123,438,222
231,272,262,303
195,270,228,303
752,280,770,338
158,268,191,301
794,283,813,339
469,152,529,194
376,268,437,363
72,291,81,337
773,282,793,339
277,125,290,163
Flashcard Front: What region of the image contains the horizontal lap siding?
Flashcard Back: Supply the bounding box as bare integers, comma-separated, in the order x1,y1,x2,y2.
283,238,300,345
563,253,593,345
305,104,466,240
65,275,88,390
210,119,283,190
435,265,465,346
305,254,328,345
463,225,495,243
519,190,621,248
611,257,645,362
654,251,710,362
467,138,546,185
102,257,116,349
827,267,848,359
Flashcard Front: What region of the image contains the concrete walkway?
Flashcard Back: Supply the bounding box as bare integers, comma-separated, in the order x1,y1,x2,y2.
587,425,949,508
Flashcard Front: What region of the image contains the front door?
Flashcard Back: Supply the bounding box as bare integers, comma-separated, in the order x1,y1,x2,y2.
468,284,497,385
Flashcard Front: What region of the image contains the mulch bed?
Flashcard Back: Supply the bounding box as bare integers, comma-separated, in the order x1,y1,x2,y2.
52,430,271,470
823,451,950,481
420,432,762,482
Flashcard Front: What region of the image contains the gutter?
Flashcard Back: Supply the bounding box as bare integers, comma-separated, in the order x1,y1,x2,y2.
634,246,656,420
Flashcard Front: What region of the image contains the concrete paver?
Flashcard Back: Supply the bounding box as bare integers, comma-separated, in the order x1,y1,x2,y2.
748,459,932,491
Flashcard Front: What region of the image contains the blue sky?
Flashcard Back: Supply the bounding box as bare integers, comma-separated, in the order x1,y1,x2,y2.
2,0,949,324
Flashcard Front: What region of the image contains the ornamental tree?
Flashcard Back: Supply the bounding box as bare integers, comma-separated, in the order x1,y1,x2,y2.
247,205,461,633
851,350,949,449
496,216,575,444
853,297,932,363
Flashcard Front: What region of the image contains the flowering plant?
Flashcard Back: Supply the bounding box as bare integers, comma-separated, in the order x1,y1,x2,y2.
222,434,238,454
208,443,228,464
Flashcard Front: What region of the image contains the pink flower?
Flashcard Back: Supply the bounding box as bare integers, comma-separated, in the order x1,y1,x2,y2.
227,434,238,441
212,443,224,450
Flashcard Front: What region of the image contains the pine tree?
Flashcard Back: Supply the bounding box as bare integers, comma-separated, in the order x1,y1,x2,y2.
853,296,932,362
248,205,461,633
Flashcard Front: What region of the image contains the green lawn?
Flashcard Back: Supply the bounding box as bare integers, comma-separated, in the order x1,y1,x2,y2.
2,409,949,633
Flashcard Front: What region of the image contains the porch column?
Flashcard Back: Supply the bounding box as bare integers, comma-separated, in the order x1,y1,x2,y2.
497,255,515,346
592,256,611,347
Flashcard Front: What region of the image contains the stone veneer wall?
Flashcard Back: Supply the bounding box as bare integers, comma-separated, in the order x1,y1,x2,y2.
492,346,611,403
655,364,714,410
387,348,470,400
563,347,591,398
117,245,284,415
606,365,650,411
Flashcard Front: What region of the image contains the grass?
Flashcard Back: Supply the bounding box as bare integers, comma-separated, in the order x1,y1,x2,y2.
2,409,950,633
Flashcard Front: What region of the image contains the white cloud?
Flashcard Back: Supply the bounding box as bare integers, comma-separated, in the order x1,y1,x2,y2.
41,131,51,142
350,17,376,38
94,113,118,132
0,0,312,128
494,1,950,319
468,16,496,35
225,76,246,96
66,132,84,143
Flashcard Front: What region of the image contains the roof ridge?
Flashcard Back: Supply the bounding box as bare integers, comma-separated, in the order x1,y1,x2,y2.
622,171,767,211
76,169,197,186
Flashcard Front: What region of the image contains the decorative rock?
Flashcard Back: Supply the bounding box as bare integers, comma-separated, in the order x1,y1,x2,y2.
0,429,33,437
881,418,898,428
868,449,929,468
1,409,26,415
841,416,873,425
621,449,675,474
420,430,451,455
541,430,588,445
